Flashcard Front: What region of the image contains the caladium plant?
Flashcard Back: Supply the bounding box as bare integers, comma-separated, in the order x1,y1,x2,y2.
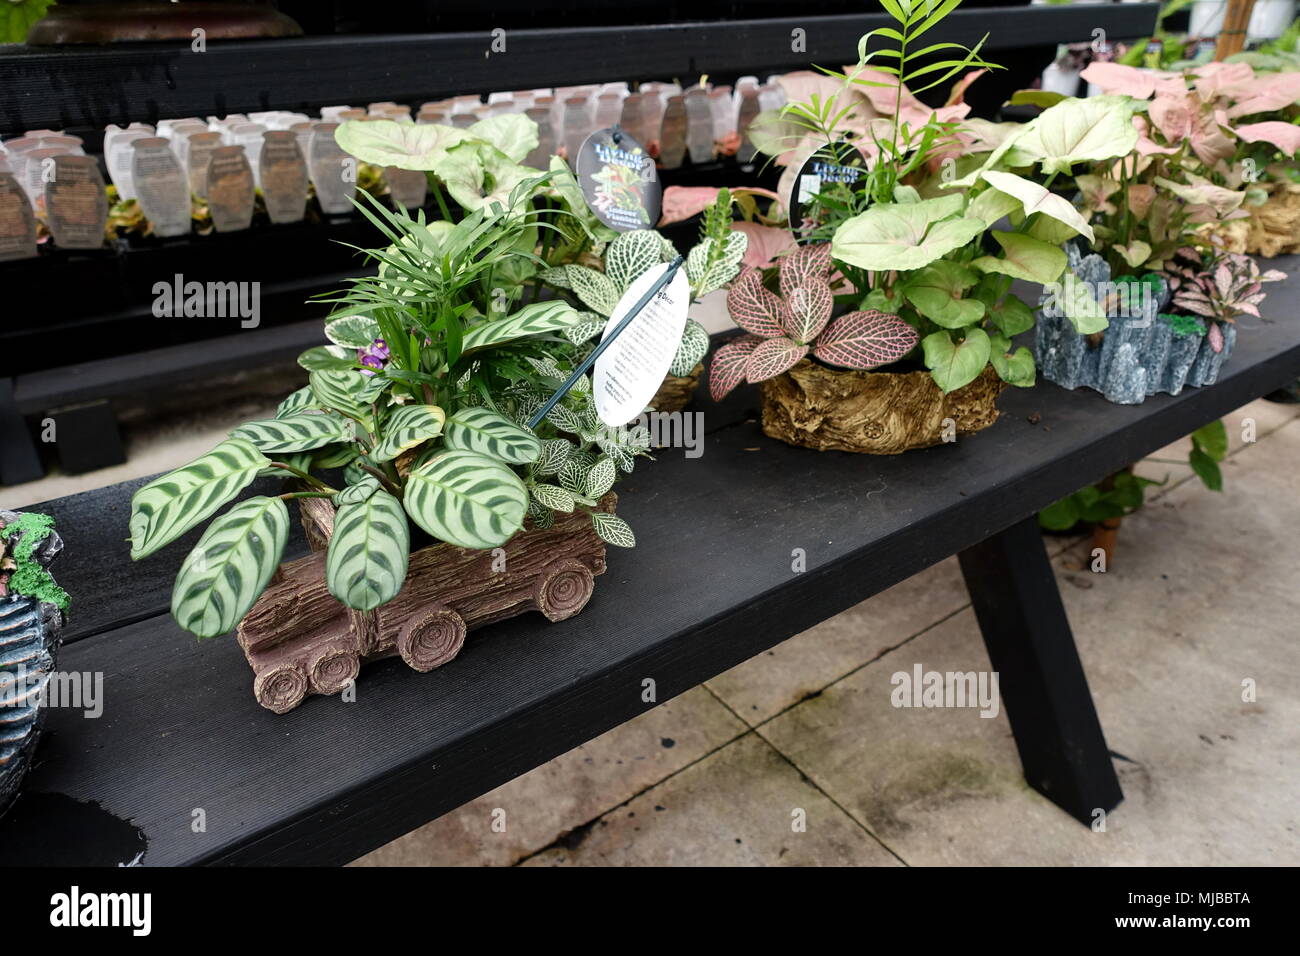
708,242,919,399
130,184,641,640
1163,246,1285,350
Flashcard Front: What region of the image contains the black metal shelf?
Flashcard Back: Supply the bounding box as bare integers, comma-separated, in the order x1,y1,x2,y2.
1,5,1160,135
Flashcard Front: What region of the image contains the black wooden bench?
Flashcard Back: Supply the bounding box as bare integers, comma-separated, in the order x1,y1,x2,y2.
1,256,1296,866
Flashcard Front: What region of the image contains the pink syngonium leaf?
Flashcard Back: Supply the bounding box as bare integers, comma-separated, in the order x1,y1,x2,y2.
708,334,762,401
745,336,810,383
658,185,787,226
730,221,797,269
1192,61,1257,103
1080,62,1159,99
783,278,834,344
1234,121,1300,156
1149,93,1193,142
812,310,919,370
1227,73,1300,119
778,242,833,299
1190,107,1236,166
727,268,790,338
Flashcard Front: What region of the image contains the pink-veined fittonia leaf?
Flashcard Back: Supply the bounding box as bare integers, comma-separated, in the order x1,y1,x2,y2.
744,336,810,384
778,242,833,300
783,278,834,344
727,268,790,337
708,335,762,401
812,310,919,370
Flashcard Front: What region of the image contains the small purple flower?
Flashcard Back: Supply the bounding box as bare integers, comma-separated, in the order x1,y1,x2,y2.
357,338,389,376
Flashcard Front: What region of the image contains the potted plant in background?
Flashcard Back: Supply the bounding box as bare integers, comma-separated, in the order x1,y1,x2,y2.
128,182,643,713
730,0,1136,453
1028,70,1289,402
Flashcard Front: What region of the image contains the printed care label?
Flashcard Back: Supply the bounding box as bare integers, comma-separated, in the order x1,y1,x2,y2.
576,127,661,231
790,141,867,240
594,262,689,425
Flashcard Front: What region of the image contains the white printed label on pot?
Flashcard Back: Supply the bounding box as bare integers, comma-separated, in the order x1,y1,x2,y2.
593,262,689,426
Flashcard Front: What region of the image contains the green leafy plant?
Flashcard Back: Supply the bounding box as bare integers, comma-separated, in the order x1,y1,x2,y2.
130,184,641,639
1039,420,1228,529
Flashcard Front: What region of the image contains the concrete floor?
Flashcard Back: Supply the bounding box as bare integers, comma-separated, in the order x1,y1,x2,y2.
5,388,1297,866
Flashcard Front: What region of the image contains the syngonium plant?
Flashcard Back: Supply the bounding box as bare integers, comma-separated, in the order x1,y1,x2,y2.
771,5,1141,392
708,242,919,399
540,190,749,381
130,181,644,640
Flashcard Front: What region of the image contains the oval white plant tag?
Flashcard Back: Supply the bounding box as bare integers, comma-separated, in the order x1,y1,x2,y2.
593,262,690,426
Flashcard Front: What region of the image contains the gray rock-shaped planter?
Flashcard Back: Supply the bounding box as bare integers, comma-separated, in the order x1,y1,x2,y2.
0,511,65,817
1036,245,1234,405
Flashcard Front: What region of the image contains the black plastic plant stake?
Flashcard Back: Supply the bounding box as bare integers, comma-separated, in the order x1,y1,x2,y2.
528,254,686,430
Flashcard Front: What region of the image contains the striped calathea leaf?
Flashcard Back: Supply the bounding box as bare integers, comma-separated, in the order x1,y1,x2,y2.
230,413,352,453
403,450,529,550
460,300,583,353
326,477,410,611
309,368,383,419
171,495,290,638
129,438,269,560
442,407,542,464
370,404,446,462
276,386,320,418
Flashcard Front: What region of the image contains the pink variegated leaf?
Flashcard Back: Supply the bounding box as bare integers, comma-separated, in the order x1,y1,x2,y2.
726,268,790,338
778,242,833,300
1215,263,1233,299
812,310,919,370
744,336,809,383
783,278,834,344
1236,303,1261,317
1208,322,1225,354
1234,121,1300,156
1175,296,1217,317
707,334,762,401
1262,269,1287,283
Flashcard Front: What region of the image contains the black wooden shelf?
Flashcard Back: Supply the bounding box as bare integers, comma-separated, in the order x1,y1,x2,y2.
1,254,1295,866
0,5,1160,135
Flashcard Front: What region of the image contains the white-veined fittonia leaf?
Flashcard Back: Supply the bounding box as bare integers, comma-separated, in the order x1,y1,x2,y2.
370,404,446,462
129,438,269,560
403,450,529,549
585,456,617,499
606,230,672,292
443,406,542,464
170,495,289,638
530,483,575,513
535,439,573,476
590,511,636,548
669,320,710,377
326,479,410,611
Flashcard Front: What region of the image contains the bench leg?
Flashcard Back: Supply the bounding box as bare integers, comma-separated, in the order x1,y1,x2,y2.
958,516,1123,826
0,378,45,486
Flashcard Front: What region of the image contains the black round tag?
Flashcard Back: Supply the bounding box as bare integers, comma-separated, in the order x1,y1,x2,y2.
575,126,662,231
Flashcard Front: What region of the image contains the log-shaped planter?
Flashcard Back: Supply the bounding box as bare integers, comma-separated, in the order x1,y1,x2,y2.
760,360,1004,455
236,493,613,713
649,363,703,413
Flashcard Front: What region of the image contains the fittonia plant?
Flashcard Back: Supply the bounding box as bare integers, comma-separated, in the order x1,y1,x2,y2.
708,243,919,399
130,181,642,640
541,191,749,380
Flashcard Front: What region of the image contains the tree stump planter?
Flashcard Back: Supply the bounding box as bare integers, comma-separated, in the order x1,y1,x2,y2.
650,363,703,413
236,493,614,713
1218,182,1300,259
760,360,1004,455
